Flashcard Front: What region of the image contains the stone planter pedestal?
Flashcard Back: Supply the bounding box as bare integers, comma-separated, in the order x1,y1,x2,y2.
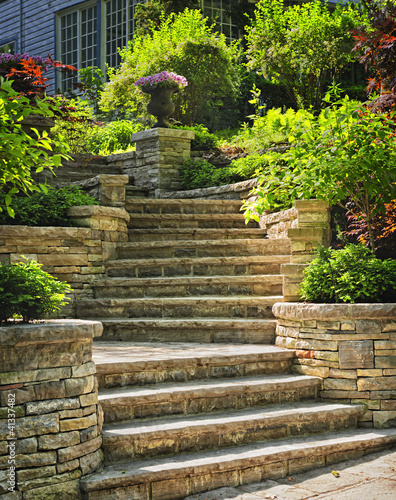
273,302,396,429
0,319,103,498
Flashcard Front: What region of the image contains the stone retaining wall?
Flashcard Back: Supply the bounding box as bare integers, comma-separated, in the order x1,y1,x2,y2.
273,302,396,429
0,320,103,499
0,206,129,317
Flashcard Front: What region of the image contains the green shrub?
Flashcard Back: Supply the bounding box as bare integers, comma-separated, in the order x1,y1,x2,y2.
228,152,280,180
171,124,218,151
300,245,396,303
86,120,144,155
0,186,98,227
179,158,236,190
0,258,72,324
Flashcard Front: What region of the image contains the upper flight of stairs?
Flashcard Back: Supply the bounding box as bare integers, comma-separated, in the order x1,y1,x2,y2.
77,196,396,499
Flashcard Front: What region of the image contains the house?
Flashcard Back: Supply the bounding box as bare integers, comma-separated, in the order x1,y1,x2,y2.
0,0,358,93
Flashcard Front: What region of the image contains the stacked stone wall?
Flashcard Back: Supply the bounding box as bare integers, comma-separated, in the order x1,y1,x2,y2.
0,320,103,499
0,206,129,317
273,303,396,429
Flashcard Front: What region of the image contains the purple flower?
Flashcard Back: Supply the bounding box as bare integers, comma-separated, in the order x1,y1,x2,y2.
134,71,188,91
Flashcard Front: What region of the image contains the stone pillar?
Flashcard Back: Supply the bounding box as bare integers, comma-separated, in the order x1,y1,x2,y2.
273,302,396,429
282,200,331,302
130,128,195,197
71,175,129,208
0,320,103,498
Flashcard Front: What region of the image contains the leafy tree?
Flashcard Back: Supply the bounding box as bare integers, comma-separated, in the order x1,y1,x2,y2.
245,0,363,112
99,9,241,125
352,0,396,113
0,79,70,217
243,89,396,253
134,0,198,34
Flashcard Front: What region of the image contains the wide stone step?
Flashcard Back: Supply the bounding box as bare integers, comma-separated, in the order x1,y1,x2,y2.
117,238,290,260
80,428,396,499
128,227,268,242
98,374,321,423
128,213,257,230
92,275,283,299
106,255,290,278
101,402,366,463
126,198,244,215
93,343,295,389
87,318,278,343
76,295,282,319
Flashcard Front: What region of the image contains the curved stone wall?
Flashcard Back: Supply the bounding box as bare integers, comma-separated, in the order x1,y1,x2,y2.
273,303,396,429
0,320,103,499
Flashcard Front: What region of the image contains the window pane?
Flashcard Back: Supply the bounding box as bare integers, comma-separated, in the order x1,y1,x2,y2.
106,0,127,69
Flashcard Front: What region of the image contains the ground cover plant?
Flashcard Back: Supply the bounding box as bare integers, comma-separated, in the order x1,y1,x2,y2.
0,258,71,324
0,186,98,227
300,244,396,303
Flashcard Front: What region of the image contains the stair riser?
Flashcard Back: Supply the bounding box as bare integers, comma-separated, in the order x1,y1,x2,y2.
126,202,243,215
97,359,291,389
128,219,257,230
100,383,320,424
107,262,283,278
94,281,282,299
103,411,360,463
76,302,276,319
117,242,289,260
128,231,267,242
98,324,276,344
82,437,396,500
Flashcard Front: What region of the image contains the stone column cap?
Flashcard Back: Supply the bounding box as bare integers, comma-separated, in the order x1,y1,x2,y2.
131,128,195,142
68,205,130,223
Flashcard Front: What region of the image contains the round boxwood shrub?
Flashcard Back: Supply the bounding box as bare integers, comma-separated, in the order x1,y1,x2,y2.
300,244,396,303
0,258,72,324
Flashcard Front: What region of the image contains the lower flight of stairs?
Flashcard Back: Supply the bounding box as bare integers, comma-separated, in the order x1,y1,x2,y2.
76,198,396,499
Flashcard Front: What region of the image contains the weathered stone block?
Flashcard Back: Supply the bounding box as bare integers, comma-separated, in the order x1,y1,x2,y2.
58,435,102,463
338,340,374,369
323,378,357,391
373,410,396,428
38,431,80,450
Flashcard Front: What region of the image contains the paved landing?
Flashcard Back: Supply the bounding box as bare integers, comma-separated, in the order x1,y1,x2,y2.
185,447,396,500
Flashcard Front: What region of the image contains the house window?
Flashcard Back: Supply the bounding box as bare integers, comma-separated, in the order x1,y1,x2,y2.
0,40,16,54
201,0,239,42
58,3,97,91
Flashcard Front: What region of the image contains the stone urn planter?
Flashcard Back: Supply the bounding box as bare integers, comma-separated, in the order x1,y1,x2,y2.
272,302,396,428
145,85,178,128
0,319,103,498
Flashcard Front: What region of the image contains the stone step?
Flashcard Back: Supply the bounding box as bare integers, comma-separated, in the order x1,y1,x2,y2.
98,374,321,424
76,295,282,319
92,275,283,299
117,238,290,260
101,402,366,463
127,213,257,230
106,255,290,278
128,228,268,242
80,429,396,499
126,185,150,198
126,198,244,215
88,318,278,343
93,343,295,389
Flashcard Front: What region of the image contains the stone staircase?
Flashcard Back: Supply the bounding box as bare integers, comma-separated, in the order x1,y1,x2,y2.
76,197,396,499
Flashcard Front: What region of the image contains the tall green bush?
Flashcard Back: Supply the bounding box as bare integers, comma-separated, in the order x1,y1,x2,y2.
246,0,363,111
99,8,241,125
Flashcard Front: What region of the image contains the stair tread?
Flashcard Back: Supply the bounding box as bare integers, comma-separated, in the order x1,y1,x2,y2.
93,342,293,370
98,374,321,401
118,239,288,249
106,256,290,267
126,198,243,207
92,275,283,287
129,213,248,220
78,295,283,306
90,318,277,324
81,428,396,491
102,402,366,437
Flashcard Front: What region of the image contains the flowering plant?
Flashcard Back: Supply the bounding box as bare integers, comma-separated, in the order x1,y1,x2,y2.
134,71,188,92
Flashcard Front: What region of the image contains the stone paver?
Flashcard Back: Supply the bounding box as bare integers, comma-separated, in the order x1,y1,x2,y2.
185,448,396,499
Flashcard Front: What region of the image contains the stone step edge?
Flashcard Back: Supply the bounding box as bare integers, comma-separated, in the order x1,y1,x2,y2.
77,295,283,307
125,198,243,207
128,213,248,220
98,374,321,403
102,402,366,440
117,239,289,250
127,228,267,235
106,255,291,268
93,343,294,376
92,275,283,287
80,429,396,493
